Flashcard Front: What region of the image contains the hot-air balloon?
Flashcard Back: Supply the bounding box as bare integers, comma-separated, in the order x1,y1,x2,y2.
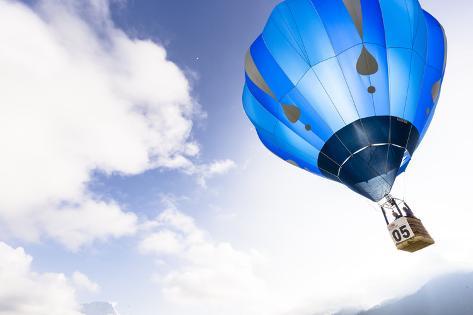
242,0,446,252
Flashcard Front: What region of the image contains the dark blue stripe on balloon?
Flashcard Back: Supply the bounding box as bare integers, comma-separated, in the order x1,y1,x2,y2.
310,0,362,53
246,75,326,150
245,75,288,127
250,36,294,100
361,0,386,46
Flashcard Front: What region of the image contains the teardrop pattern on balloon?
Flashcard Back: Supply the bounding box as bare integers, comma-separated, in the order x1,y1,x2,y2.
357,46,379,76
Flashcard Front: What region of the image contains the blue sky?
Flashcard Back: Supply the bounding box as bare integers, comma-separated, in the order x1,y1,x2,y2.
109,0,278,156
0,1,472,315
83,0,282,220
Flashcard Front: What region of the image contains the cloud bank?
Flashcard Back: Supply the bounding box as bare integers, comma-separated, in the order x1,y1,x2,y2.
72,271,100,294
0,242,83,315
139,208,269,315
0,0,230,250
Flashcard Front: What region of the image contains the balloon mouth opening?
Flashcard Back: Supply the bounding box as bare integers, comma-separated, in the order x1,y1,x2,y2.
378,194,393,206
317,116,420,202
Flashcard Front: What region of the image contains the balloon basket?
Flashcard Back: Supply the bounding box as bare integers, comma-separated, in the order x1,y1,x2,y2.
380,196,435,253
387,216,435,253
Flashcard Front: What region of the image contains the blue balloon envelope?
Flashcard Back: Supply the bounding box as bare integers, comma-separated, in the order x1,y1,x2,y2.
243,0,447,202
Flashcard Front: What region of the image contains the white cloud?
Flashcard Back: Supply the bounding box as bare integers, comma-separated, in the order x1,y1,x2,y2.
82,302,118,315
139,208,269,314
175,159,236,187
72,272,100,294
139,230,184,256
194,159,237,187
0,0,231,249
10,199,138,251
0,242,83,315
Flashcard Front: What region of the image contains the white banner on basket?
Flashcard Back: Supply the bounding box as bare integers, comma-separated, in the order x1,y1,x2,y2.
388,217,415,244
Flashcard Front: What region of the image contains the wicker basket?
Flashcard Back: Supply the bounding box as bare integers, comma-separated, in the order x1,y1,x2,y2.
388,217,435,253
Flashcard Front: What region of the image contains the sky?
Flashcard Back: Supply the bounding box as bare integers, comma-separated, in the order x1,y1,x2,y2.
0,0,472,315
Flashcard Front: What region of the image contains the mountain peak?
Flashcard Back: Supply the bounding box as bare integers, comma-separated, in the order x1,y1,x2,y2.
333,272,473,315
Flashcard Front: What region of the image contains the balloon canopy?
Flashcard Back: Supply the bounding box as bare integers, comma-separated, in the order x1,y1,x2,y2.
243,0,447,202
